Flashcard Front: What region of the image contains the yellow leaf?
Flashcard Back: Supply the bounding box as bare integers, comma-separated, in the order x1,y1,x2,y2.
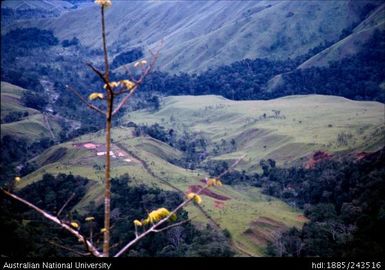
133,220,142,226
100,228,107,233
88,93,104,100
70,222,80,229
120,80,136,91
103,81,119,89
85,217,95,222
142,208,174,225
207,178,222,187
187,192,202,204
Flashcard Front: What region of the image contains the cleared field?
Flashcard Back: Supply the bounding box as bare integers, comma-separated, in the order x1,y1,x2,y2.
16,94,384,256
125,94,385,171
1,81,62,141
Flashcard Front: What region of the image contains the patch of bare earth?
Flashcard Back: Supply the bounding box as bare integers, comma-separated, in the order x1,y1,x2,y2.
304,150,333,169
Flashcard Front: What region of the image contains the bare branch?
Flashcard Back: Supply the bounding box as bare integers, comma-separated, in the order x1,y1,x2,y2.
123,65,139,84
152,219,190,233
111,45,161,116
85,62,114,97
57,192,75,218
111,89,136,115
66,85,105,115
217,154,247,179
85,62,106,83
1,189,102,257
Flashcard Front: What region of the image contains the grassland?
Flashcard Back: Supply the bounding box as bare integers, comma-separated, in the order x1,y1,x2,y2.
1,81,62,141
17,94,384,256
6,1,381,74
125,94,385,171
19,126,303,256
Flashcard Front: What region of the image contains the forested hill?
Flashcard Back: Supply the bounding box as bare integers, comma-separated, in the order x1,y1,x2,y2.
135,30,385,102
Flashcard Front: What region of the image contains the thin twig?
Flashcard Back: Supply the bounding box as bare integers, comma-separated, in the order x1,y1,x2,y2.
57,192,75,218
217,154,247,179
1,189,102,257
111,46,161,116
152,219,190,233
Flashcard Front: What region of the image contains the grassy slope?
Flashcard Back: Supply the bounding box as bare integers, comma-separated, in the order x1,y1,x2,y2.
19,126,303,256
298,3,385,70
5,1,380,74
1,81,62,142
125,95,385,171
17,94,384,256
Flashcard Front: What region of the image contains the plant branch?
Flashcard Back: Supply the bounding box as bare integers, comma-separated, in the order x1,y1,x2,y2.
152,219,190,233
1,189,102,257
111,45,161,116
101,6,110,81
57,192,75,218
114,155,245,257
66,85,105,115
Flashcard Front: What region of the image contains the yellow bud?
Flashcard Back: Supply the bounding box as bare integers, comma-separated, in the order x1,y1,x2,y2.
133,220,142,226
187,192,202,204
103,81,120,89
70,222,80,229
134,59,147,68
15,176,21,182
120,80,135,90
95,0,112,8
207,178,222,187
88,93,104,100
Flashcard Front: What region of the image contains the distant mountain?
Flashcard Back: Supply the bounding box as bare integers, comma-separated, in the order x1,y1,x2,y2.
1,0,76,25
298,3,385,70
3,0,383,74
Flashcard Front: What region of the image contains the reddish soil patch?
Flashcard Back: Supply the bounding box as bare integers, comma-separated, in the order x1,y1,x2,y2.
188,185,231,201
73,142,103,150
305,151,333,169
214,200,225,209
355,151,369,161
296,215,308,222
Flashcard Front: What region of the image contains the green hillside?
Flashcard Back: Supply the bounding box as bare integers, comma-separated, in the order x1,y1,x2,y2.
5,1,382,74
18,127,303,256
1,81,62,142
16,94,384,256
125,95,385,171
